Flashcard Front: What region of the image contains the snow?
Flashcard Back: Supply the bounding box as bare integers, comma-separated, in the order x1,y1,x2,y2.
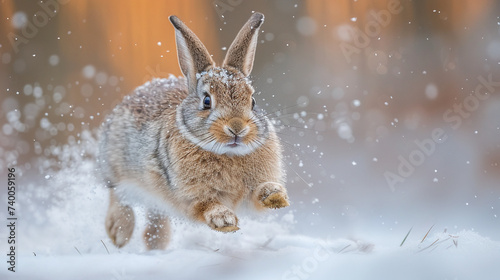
11,12,28,29
296,17,317,36
1,132,499,280
48,55,60,66
82,65,96,79
425,83,438,100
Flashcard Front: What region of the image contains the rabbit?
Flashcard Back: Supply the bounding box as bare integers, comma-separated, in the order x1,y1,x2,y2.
98,12,289,250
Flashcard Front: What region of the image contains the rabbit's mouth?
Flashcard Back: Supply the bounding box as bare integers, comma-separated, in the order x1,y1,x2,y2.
226,136,241,148
198,136,259,156
196,125,261,156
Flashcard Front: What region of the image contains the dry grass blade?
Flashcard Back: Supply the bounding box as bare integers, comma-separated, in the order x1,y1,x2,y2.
257,237,277,251
435,237,451,246
400,227,413,247
261,237,274,248
199,263,223,268
421,224,435,243
224,253,245,261
428,238,439,246
453,239,458,248
196,242,219,252
101,240,110,254
74,246,82,256
416,238,440,253
33,252,36,256
337,244,351,254
195,242,246,261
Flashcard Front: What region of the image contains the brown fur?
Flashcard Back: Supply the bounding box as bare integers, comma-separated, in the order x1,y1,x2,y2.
223,13,264,76
100,13,289,250
105,189,135,248
122,79,186,127
144,211,171,250
169,15,214,94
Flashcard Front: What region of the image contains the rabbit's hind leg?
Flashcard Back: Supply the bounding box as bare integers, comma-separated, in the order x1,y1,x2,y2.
105,188,135,248
144,210,171,250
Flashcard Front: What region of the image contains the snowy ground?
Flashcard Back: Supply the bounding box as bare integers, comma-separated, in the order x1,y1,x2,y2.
1,132,499,280
9,230,500,280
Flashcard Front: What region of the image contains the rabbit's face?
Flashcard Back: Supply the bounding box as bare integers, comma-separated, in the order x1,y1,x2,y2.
177,67,272,156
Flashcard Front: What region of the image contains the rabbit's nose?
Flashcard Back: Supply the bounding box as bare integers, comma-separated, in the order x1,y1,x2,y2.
226,118,249,136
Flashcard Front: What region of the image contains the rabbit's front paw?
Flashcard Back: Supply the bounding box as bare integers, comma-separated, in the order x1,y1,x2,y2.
204,204,239,232
256,182,290,209
105,204,135,248
263,191,290,209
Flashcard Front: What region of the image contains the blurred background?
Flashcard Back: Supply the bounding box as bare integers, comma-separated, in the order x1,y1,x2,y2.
1,0,499,240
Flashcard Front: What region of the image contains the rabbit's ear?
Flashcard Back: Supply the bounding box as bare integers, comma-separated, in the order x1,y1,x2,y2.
169,16,214,94
223,12,264,77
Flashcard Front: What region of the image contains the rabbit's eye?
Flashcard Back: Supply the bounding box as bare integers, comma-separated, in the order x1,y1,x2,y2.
203,95,211,110
251,97,256,110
